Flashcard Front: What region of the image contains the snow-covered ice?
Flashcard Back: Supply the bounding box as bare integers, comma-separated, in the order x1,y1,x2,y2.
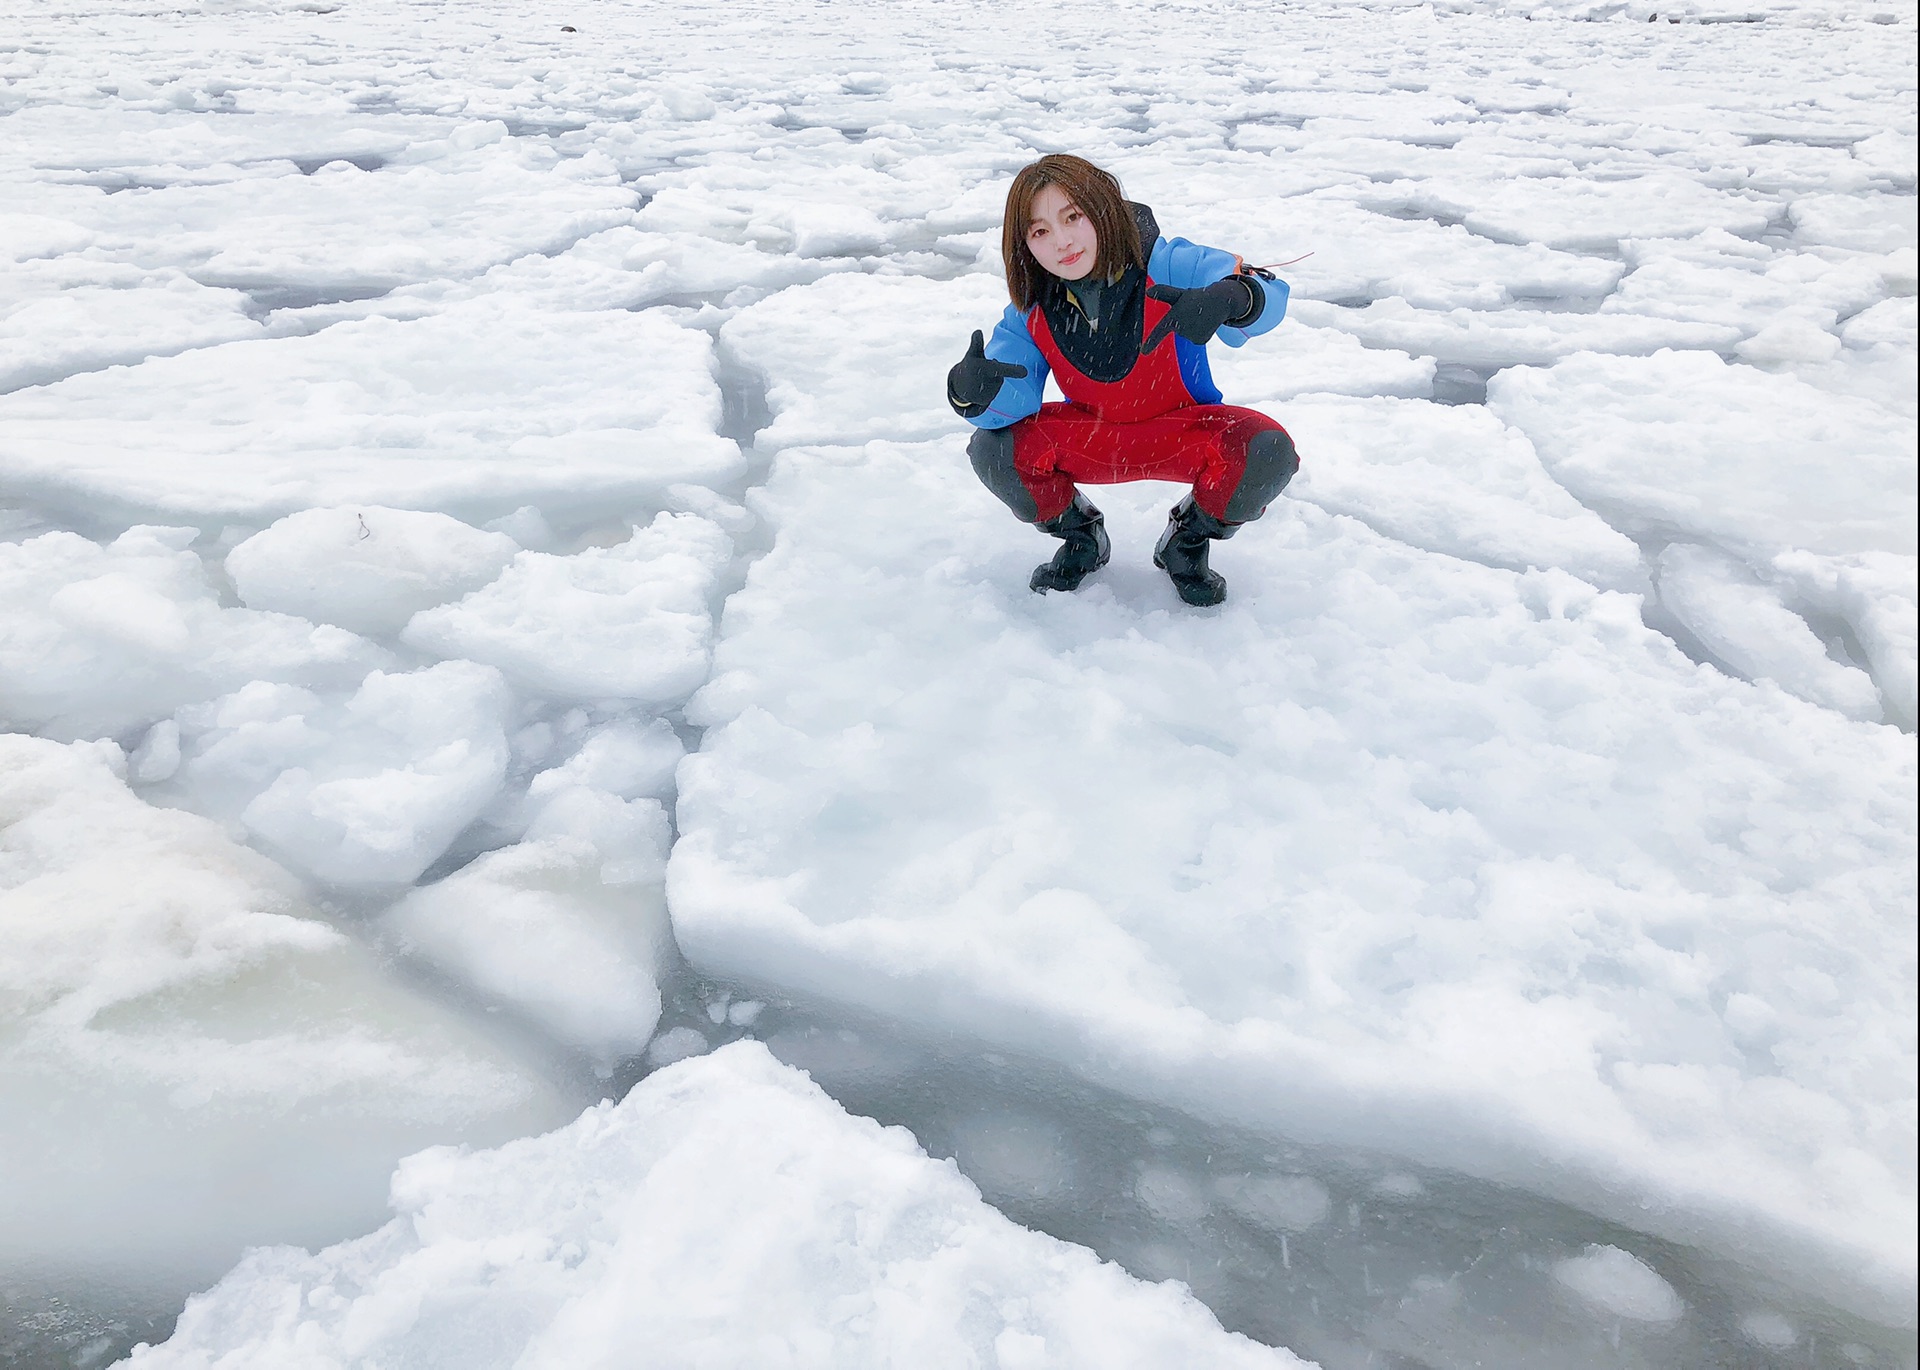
122,1042,1303,1370
0,525,387,742
0,299,740,524
673,427,1916,1324
0,0,1912,1363
226,505,519,638
401,511,733,706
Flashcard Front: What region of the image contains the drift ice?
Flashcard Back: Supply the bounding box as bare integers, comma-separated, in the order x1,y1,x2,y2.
948,154,1300,605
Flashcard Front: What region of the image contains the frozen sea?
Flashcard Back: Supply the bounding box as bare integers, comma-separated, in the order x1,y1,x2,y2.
0,0,1914,1365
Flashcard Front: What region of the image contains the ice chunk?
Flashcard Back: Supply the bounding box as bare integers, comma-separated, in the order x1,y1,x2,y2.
1791,193,1918,255
128,718,181,784
1772,549,1918,729
1488,350,1917,557
1136,1166,1211,1226
527,715,685,804
1656,543,1882,720
0,526,387,742
645,1025,710,1066
951,1112,1076,1205
0,299,740,523
1166,187,1626,314
1459,173,1774,252
124,1043,1305,1370
381,802,673,1063
1279,395,1643,588
1214,1175,1332,1234
672,437,1916,1326
227,506,518,637
1736,313,1844,366
720,272,1012,449
1551,1245,1684,1324
402,513,731,706
1205,320,1435,403
1842,297,1918,352
166,661,514,886
0,259,261,393
789,202,891,258
1739,1310,1800,1348
67,123,635,290
1287,296,1742,370
0,734,575,1290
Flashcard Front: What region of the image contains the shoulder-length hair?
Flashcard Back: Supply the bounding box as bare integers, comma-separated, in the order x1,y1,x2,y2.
1000,154,1145,311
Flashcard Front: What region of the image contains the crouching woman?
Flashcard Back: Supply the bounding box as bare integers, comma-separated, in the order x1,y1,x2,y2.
947,154,1299,606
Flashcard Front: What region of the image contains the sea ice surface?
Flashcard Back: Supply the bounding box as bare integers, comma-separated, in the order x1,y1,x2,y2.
0,299,740,524
0,0,1910,1363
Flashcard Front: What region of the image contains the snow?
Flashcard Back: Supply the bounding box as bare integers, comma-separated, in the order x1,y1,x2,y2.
1655,542,1882,717
161,662,515,887
0,525,387,743
401,512,733,706
0,299,739,523
123,1042,1302,1370
671,426,1916,1323
227,505,519,638
1488,350,1916,557
0,0,1911,1362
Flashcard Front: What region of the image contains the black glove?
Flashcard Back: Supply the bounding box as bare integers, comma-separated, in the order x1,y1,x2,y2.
1140,276,1259,354
948,329,1028,414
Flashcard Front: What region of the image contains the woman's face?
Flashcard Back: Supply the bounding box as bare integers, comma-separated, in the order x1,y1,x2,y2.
1025,183,1098,281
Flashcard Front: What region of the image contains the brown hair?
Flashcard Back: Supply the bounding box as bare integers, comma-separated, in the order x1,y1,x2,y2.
1000,154,1145,310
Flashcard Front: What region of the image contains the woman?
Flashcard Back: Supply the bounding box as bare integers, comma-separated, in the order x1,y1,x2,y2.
947,154,1298,606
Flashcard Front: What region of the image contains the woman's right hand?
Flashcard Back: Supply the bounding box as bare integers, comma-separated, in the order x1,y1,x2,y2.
948,330,1029,411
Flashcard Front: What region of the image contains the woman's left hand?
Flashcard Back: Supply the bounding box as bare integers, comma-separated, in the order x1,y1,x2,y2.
1140,278,1257,353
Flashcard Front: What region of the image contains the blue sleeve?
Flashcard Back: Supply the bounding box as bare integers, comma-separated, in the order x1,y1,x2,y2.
964,304,1048,430
1147,236,1290,347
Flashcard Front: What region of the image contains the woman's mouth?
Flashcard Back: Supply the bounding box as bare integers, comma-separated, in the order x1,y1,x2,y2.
1059,248,1084,267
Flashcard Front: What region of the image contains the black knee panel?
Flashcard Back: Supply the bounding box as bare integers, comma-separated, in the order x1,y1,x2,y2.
968,426,1040,523
1224,428,1299,523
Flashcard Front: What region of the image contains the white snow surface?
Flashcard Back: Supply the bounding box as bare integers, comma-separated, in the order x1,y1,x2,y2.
0,525,388,742
161,661,516,887
0,0,1912,1359
0,298,740,522
124,1041,1302,1370
227,505,520,638
401,512,733,706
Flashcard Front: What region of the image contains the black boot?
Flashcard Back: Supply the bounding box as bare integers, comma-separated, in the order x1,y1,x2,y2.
1030,493,1110,593
1153,495,1236,606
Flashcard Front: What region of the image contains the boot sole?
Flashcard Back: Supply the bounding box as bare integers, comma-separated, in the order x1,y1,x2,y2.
1030,552,1111,593
1153,552,1226,606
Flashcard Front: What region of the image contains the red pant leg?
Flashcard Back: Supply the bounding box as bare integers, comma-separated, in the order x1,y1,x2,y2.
1007,403,1285,522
